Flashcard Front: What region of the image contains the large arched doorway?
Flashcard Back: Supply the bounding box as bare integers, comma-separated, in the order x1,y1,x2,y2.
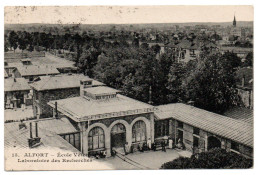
111,123,126,148
132,120,146,143
208,136,221,150
88,127,105,151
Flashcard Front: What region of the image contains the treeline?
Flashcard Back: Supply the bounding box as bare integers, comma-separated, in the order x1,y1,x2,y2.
4,30,243,113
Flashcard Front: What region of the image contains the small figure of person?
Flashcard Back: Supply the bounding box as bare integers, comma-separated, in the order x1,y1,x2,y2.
138,142,144,152
177,138,184,149
147,138,152,150
168,138,173,149
124,142,130,155
101,150,107,158
111,148,117,157
152,142,156,151
161,140,166,152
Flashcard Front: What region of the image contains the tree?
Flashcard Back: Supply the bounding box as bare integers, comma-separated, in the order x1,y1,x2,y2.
18,31,30,52
93,46,166,105
160,148,252,169
181,51,241,113
8,31,18,52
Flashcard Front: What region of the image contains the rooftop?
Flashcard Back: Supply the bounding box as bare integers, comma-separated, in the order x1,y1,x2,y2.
155,103,253,147
4,78,31,92
83,86,120,95
48,94,154,122
5,117,79,150
219,47,253,53
16,65,60,76
224,107,253,124
30,74,104,91
177,40,192,49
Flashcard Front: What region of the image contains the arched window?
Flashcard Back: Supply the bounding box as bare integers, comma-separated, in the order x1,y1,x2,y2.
88,127,105,150
132,120,146,143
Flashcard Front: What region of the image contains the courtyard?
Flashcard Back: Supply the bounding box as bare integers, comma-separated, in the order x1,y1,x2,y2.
97,149,192,170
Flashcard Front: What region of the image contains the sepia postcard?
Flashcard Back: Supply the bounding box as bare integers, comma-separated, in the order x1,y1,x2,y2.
4,5,253,170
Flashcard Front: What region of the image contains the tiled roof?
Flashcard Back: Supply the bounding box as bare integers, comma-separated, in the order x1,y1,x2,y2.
16,65,60,76
29,74,105,91
84,86,120,95
4,78,31,92
155,103,253,147
224,107,253,124
48,94,154,122
177,40,192,49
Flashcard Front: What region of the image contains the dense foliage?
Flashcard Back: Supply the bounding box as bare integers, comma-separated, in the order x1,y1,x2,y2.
160,148,253,169
5,30,244,113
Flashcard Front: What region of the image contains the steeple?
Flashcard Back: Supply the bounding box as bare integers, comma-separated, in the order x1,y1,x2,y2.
233,15,236,27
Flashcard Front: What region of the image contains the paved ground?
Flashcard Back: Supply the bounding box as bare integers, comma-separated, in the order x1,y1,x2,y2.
4,107,35,122
97,149,192,170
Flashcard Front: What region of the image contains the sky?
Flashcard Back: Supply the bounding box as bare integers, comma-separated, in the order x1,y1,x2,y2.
4,6,254,24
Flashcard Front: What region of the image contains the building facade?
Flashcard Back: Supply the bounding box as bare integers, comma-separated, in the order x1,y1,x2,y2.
48,81,155,157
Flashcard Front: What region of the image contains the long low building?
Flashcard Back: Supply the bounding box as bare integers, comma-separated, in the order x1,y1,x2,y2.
154,103,253,158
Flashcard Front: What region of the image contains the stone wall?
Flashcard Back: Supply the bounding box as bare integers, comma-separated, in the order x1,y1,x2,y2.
33,87,80,118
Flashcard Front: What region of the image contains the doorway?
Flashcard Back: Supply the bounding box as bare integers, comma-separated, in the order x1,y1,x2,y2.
208,136,221,150
111,123,126,148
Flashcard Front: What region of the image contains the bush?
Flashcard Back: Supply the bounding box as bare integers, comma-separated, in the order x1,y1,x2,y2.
160,148,253,169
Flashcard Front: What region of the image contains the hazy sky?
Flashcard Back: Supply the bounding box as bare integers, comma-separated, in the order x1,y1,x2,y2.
4,6,254,24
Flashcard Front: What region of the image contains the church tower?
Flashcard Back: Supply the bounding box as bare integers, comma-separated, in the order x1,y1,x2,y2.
233,15,236,27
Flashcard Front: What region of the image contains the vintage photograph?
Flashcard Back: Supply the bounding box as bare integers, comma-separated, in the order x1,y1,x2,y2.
4,6,253,170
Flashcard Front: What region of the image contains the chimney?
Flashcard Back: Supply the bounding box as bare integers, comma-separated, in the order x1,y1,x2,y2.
54,101,60,119
242,75,245,87
29,122,33,138
28,122,41,148
35,122,38,137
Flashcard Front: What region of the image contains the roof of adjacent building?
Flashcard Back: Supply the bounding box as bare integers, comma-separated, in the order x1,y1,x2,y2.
48,93,154,122
236,67,253,89
177,40,192,49
219,47,253,53
29,74,105,91
83,86,120,95
155,103,253,147
4,117,79,151
4,78,31,92
16,65,60,76
224,107,253,124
